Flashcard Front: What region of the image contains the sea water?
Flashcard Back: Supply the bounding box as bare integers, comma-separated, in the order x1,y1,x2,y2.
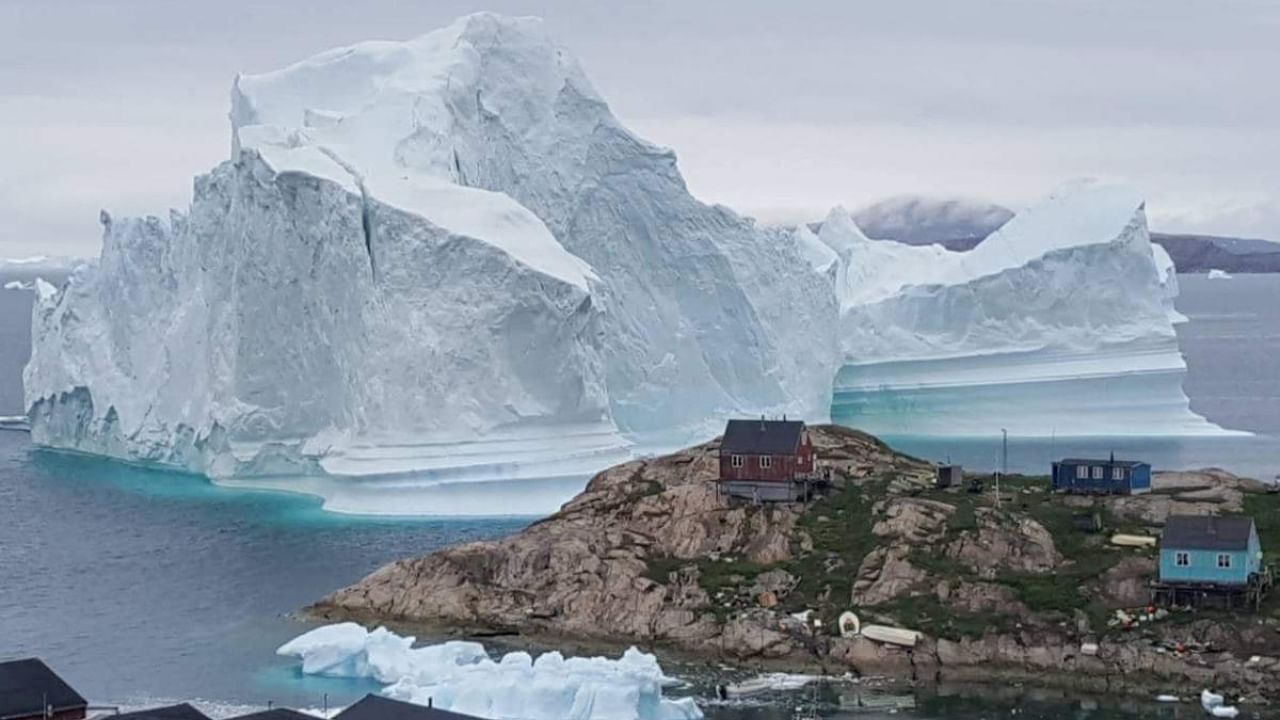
2,274,1278,718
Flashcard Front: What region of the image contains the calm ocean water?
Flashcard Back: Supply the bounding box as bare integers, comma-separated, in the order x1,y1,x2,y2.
0,273,1277,718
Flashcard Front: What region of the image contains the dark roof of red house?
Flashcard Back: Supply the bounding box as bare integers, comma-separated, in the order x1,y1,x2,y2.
1162,514,1255,551
0,659,87,720
110,704,211,720
721,419,805,455
226,710,315,720
334,695,480,720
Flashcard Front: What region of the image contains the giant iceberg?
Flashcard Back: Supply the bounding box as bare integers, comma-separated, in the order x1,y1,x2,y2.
23,13,836,505
276,623,702,720
23,13,1224,513
821,181,1225,437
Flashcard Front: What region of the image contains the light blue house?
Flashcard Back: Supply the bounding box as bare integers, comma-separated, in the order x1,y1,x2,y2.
1159,514,1262,586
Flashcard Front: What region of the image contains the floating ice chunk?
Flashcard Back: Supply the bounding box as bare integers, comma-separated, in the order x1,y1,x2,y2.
1207,269,1233,280
1201,689,1225,710
278,623,701,720
277,623,488,684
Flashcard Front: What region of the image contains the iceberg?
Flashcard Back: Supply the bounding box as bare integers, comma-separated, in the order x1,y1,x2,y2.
22,13,1225,511
277,623,702,720
822,181,1230,437
23,12,835,502
1207,268,1233,280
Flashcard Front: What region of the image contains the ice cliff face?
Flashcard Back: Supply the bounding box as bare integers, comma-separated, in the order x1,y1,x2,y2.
24,13,836,495
26,155,615,480
821,182,1224,437
228,13,836,435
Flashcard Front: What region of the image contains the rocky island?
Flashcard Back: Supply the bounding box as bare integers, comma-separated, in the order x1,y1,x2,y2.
313,425,1280,701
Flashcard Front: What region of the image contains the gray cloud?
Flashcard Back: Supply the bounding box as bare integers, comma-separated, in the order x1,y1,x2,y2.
1,0,1277,258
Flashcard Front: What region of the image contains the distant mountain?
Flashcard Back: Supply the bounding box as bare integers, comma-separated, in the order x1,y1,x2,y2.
849,195,1280,272
852,196,1013,251
1148,233,1280,274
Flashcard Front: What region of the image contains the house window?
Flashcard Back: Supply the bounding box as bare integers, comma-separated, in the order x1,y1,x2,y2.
731,455,743,468
1112,467,1124,481
1218,554,1232,569
759,456,772,469
1175,552,1190,567
1076,465,1088,479
1092,466,1104,480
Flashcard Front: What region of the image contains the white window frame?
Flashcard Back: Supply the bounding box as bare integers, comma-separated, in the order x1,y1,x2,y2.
1217,553,1232,569
759,456,772,469
1175,551,1190,567
730,454,743,468
1076,465,1088,480
1092,466,1104,480
1112,466,1124,481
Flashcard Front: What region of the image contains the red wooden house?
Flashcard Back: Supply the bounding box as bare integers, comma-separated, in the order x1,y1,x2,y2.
717,419,815,502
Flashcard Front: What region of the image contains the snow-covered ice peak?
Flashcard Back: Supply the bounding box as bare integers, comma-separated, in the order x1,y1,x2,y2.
232,10,838,436
828,180,1227,437
820,180,1153,310
230,13,596,290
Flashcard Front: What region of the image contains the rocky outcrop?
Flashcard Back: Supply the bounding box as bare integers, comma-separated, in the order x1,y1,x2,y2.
852,547,929,606
945,509,1060,578
318,425,927,647
313,429,1280,701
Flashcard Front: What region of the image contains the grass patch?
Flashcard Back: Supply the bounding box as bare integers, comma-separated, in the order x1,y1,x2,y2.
783,480,884,617
879,594,1009,639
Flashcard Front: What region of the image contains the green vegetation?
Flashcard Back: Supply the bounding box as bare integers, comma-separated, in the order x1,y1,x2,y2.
642,467,1280,642
1242,487,1280,616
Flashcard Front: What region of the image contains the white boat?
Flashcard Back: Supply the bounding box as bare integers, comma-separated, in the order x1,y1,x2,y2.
838,611,861,638
861,624,924,648
1110,533,1157,548
717,673,816,699
840,691,917,712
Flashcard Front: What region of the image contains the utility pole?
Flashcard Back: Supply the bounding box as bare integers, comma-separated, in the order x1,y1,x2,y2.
995,428,1008,509
1001,428,1008,476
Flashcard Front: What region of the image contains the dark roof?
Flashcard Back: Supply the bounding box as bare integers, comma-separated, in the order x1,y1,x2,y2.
721,419,805,455
1056,458,1149,468
1162,515,1255,551
0,659,87,720
334,695,481,720
110,704,211,720
226,710,315,720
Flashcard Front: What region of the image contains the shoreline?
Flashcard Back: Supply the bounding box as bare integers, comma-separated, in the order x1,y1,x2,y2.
307,426,1280,706
306,602,1278,706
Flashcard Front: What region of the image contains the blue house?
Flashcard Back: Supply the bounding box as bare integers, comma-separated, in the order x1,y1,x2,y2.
1159,514,1262,586
1050,457,1151,494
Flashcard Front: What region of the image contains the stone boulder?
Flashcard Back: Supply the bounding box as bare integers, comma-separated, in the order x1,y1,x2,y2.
852,546,928,605
945,508,1060,579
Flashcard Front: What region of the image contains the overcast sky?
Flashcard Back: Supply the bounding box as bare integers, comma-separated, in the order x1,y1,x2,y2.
2,0,1277,258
